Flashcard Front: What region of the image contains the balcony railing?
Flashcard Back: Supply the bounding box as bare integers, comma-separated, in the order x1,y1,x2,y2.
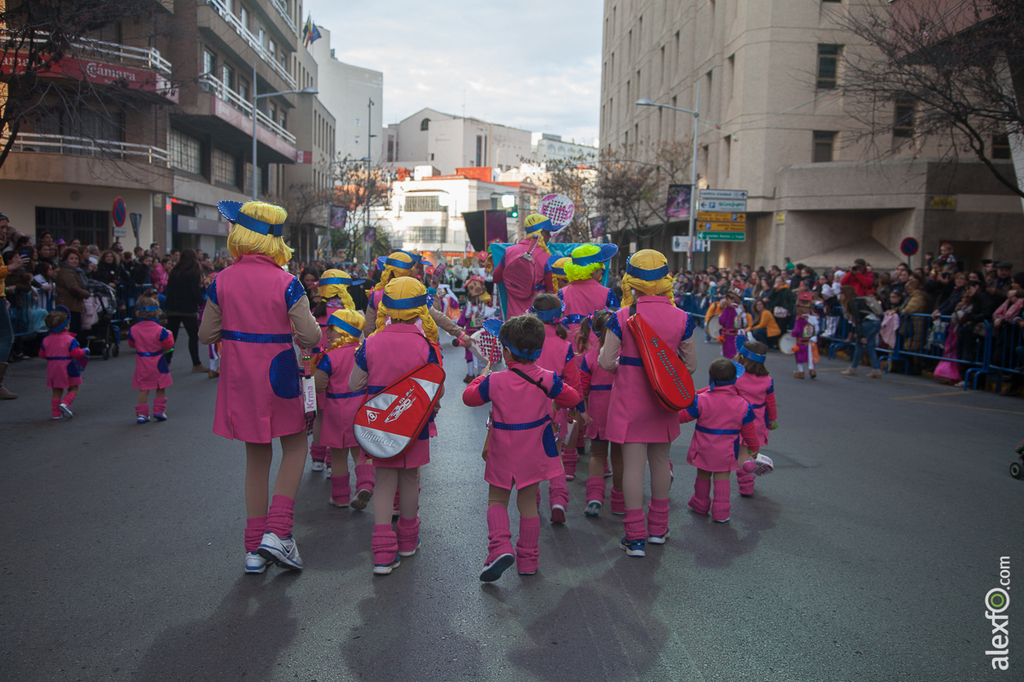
8,30,172,75
271,0,299,36
0,132,170,166
200,74,297,145
205,0,296,89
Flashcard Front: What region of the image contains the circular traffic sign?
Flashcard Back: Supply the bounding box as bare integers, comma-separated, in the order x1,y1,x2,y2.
900,237,919,257
112,197,126,227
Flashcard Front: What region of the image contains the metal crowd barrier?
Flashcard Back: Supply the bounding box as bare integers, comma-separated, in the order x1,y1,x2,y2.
988,322,1024,392
9,289,54,337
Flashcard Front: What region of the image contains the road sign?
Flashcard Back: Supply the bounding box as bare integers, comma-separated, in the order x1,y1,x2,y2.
697,199,746,211
698,221,745,232
696,212,745,223
704,232,746,241
699,189,747,200
900,237,919,257
672,236,711,252
112,196,126,227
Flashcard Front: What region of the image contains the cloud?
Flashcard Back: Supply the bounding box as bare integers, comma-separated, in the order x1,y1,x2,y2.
305,0,602,144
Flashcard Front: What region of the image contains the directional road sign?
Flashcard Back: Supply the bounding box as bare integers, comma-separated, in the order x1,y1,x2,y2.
696,212,746,223
703,232,746,241
699,189,748,200
698,199,747,211
698,221,745,232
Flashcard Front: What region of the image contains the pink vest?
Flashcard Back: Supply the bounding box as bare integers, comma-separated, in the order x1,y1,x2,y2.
683,384,755,472
606,295,692,444
735,372,773,444
560,279,615,352
212,254,305,442
536,324,572,379
318,344,363,449
499,238,549,318
43,331,84,389
129,319,173,390
581,346,614,440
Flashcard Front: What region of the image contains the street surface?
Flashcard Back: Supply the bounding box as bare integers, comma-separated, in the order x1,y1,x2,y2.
1,331,1023,681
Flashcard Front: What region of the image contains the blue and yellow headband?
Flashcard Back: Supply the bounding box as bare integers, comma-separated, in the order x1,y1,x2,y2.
710,362,746,389
529,300,565,325
328,312,363,338
139,305,160,313
217,201,284,238
320,275,365,287
626,258,668,281
573,244,618,266
381,292,428,310
525,217,553,234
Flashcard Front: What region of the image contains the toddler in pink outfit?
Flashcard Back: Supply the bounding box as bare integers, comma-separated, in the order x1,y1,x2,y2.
127,293,174,423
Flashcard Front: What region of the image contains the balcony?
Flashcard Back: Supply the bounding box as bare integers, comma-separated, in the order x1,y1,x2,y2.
205,0,296,89
270,0,299,36
0,132,170,165
200,75,296,145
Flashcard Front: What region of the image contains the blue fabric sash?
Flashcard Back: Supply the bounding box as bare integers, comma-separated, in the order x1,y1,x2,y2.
137,351,164,357
327,389,368,399
221,330,292,344
492,414,552,431
695,425,740,435
619,356,644,367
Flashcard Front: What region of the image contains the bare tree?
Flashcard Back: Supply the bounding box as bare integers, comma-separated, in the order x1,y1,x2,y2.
541,155,598,243
839,0,1024,197
329,160,393,263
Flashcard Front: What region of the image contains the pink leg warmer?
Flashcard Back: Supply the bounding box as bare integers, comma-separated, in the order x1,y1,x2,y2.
331,474,351,505
63,392,77,406
135,404,149,418
51,397,61,417
688,478,711,515
585,476,606,506
310,444,328,463
549,473,568,510
647,497,670,537
355,462,375,493
486,505,514,564
153,397,166,416
711,480,732,522
266,494,295,538
623,508,646,541
372,524,398,565
737,469,756,496
397,515,420,554
561,447,578,478
515,516,541,574
244,516,267,553
610,488,625,515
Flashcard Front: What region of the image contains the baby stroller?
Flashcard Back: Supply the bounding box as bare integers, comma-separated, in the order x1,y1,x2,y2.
83,280,121,360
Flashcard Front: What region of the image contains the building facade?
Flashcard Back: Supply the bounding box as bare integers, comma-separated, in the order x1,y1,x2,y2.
531,133,599,164
601,0,1023,270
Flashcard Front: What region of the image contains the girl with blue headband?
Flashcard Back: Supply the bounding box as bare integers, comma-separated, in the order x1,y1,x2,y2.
199,200,323,575
40,306,87,420
462,314,582,582
128,292,174,424
733,340,779,497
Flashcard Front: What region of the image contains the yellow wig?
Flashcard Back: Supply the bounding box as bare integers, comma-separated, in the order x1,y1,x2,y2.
564,244,605,282
372,251,417,292
522,213,551,252
620,249,675,308
318,269,357,310
551,256,571,292
326,308,366,350
374,276,439,343
226,201,292,266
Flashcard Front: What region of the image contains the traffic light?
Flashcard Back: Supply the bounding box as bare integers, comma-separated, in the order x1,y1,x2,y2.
508,205,518,218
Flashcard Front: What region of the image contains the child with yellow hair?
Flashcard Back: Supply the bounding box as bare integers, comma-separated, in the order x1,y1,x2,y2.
547,255,571,293
598,249,698,558
314,308,375,509
199,200,322,575
349,276,444,575
492,213,561,318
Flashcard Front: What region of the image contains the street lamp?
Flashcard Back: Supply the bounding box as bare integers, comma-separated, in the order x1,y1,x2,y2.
637,85,700,270
251,64,317,200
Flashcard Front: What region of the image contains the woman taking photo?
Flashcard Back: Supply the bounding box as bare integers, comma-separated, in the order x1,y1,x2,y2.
163,248,206,372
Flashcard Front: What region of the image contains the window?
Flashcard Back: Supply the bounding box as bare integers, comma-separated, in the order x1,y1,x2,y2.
202,50,216,85
170,129,201,173
404,195,442,212
420,118,430,131
407,227,447,244
387,137,394,162
212,148,236,185
268,38,276,57
476,135,483,166
237,79,248,101
355,118,361,127
221,65,234,90
817,44,841,89
813,131,836,162
893,100,915,138
722,134,731,178
992,135,1011,160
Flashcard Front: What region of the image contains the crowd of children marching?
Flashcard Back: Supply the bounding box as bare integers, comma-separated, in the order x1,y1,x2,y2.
36,200,782,583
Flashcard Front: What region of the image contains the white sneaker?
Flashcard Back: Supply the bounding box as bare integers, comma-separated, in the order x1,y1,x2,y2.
373,555,400,575
245,551,269,574
647,530,670,545
257,532,303,570
137,415,150,424
324,466,332,477
311,460,325,472
59,403,73,419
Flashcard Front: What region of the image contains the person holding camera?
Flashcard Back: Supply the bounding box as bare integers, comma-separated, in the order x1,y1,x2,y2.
841,259,875,297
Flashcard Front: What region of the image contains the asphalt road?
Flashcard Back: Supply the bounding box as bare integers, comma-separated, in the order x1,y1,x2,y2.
1,330,1022,681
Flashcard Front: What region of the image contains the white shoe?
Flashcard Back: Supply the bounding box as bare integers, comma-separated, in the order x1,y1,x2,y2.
324,466,332,477
311,460,325,472
245,551,269,574
59,403,73,419
373,555,400,575
257,532,303,570
647,530,670,545
137,415,150,424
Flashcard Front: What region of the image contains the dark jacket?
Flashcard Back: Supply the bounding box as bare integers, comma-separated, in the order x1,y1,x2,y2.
54,263,91,313
163,268,205,317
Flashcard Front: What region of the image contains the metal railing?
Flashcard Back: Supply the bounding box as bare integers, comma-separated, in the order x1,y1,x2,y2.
205,0,297,89
0,132,170,165
8,30,172,75
270,0,299,36
200,74,297,145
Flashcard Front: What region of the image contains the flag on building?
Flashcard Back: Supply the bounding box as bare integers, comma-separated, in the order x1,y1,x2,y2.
308,24,322,47
302,14,312,47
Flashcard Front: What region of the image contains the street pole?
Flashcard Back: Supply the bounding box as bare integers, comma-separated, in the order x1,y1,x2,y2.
251,63,258,200
364,98,374,266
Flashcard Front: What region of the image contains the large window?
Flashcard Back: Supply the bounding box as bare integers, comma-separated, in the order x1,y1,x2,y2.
203,49,216,77
813,131,836,162
404,195,442,212
407,227,446,243
992,135,1011,160
222,65,234,90
212,148,236,185
170,129,202,174
893,100,915,138
817,44,841,89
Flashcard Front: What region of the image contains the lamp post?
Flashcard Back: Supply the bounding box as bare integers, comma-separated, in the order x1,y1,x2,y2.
637,82,700,270
251,63,317,200
364,98,376,265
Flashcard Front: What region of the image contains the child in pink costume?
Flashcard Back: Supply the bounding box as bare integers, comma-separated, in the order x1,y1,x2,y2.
39,307,87,420
680,359,761,523
128,294,174,423
576,311,624,517
463,315,582,581
348,276,444,576
598,250,698,558
198,200,322,575
308,269,363,474
491,214,557,318
530,294,588,524
314,308,375,509
791,290,818,379
734,340,778,497
719,287,748,360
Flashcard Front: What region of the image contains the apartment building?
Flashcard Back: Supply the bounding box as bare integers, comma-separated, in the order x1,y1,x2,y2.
602,0,1023,270
531,133,599,165
0,1,177,249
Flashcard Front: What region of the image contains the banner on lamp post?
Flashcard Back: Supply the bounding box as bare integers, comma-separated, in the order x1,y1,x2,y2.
666,185,691,220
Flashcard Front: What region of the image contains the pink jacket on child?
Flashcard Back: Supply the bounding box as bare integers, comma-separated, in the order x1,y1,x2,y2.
680,383,760,472
128,319,175,390
734,373,777,445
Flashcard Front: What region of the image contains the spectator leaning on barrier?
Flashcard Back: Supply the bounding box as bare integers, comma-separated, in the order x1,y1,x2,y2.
839,286,883,379
53,247,91,342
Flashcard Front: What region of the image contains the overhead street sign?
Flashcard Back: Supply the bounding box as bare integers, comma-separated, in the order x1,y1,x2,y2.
696,212,746,223
698,221,745,232
699,189,748,200
704,232,746,241
698,199,746,211
672,236,711,252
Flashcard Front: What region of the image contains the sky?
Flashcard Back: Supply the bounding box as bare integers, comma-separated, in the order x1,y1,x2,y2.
304,0,603,146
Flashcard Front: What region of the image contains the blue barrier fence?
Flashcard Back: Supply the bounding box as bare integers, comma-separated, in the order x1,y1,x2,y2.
9,282,151,337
